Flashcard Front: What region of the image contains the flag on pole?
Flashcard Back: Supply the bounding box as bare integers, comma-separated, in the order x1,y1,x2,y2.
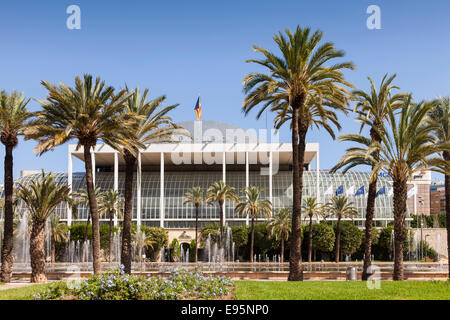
407,185,417,198
388,187,393,197
346,185,355,197
335,185,344,196
324,185,333,196
355,186,365,196
194,96,202,120
375,186,386,198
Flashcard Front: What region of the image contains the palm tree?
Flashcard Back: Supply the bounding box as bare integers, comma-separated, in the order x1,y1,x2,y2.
331,74,406,279
98,190,124,263
49,214,69,264
335,97,448,279
267,208,291,263
326,196,358,263
428,97,450,278
301,197,324,263
235,186,272,263
183,187,203,262
25,74,136,275
16,171,73,283
118,87,179,273
242,26,354,280
205,181,239,240
134,229,155,263
0,90,32,283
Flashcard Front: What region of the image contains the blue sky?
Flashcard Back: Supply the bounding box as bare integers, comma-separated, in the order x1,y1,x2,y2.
0,0,449,180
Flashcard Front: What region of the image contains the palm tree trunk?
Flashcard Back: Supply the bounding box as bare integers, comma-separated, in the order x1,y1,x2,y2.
393,178,407,280
281,236,284,263
335,216,341,263
362,130,380,280
444,151,450,279
288,96,306,281
362,176,377,280
109,211,113,264
83,145,101,274
0,144,14,283
308,215,313,263
219,200,224,242
121,150,136,274
250,216,255,263
195,204,199,263
30,218,47,283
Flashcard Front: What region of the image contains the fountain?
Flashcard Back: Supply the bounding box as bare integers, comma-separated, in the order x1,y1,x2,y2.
14,211,30,264
203,227,235,264
412,231,419,261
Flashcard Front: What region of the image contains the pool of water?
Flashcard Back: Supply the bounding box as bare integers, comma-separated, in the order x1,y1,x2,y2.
12,262,448,273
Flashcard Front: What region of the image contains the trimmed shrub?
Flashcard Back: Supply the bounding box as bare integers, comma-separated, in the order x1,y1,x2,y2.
170,238,180,262
337,221,363,256
189,239,196,262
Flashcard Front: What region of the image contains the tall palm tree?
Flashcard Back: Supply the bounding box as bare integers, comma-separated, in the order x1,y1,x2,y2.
205,181,239,240
428,97,450,278
183,187,203,262
118,87,179,273
0,90,32,283
326,196,358,263
331,74,406,279
16,171,73,283
267,208,291,263
235,186,272,263
335,97,448,279
242,26,354,280
25,74,136,275
49,214,69,264
301,197,324,263
98,190,124,263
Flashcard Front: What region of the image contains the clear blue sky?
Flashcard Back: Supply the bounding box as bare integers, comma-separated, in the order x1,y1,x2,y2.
0,0,449,180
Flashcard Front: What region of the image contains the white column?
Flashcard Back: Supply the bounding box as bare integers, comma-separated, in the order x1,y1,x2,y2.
67,149,72,226
91,150,96,187
114,152,119,226
160,152,165,228
245,151,249,226
316,148,320,204
414,186,417,215
136,151,142,228
222,151,226,226
269,151,273,205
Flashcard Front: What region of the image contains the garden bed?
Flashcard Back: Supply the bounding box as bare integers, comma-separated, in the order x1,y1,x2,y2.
33,266,233,300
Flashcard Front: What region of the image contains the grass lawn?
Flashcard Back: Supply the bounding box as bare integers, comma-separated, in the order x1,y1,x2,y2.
1,280,449,300
0,284,50,300
234,281,450,300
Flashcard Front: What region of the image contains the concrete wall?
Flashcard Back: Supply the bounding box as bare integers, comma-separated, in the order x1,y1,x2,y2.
421,228,448,258
167,229,199,246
